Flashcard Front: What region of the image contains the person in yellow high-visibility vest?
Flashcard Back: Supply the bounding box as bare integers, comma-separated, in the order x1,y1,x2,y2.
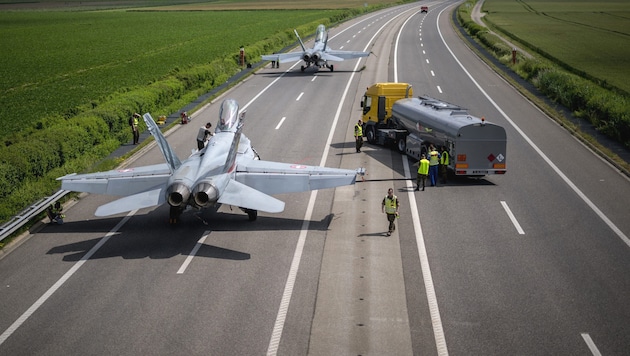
381,188,399,236
440,146,450,183
354,119,363,153
428,145,440,186
416,154,430,191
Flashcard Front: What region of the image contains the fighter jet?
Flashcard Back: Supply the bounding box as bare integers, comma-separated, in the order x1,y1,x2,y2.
58,99,364,224
262,24,369,72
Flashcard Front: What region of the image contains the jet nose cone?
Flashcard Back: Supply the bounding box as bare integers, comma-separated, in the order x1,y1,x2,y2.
193,182,219,207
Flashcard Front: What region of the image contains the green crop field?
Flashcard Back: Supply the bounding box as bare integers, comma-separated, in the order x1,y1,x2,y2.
482,0,630,94
0,0,403,141
0,9,342,140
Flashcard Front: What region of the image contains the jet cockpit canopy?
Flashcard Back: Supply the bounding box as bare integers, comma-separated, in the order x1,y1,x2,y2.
315,24,326,43
217,99,240,132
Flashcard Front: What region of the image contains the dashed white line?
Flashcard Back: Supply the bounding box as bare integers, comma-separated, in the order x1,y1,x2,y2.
177,231,210,274
0,210,137,346
296,92,304,101
437,86,443,93
500,201,525,234
275,117,286,130
581,333,602,356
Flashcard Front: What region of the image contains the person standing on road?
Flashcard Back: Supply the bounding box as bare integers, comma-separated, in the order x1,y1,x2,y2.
354,119,363,153
382,188,399,236
130,113,140,145
428,145,440,186
440,146,449,184
196,122,213,150
416,154,430,191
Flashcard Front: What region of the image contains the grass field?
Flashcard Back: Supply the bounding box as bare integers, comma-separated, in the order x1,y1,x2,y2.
0,0,402,141
482,0,630,94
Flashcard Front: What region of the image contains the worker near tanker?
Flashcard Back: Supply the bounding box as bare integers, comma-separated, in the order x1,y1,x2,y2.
381,188,399,236
416,154,430,191
428,145,440,186
354,119,363,153
440,146,449,184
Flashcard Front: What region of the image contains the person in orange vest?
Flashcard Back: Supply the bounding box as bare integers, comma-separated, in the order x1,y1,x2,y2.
416,154,430,191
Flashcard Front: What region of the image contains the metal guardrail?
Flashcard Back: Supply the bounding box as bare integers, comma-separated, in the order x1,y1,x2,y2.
0,189,69,243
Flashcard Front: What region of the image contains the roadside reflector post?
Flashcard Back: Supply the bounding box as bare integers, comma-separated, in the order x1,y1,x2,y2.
512,48,517,65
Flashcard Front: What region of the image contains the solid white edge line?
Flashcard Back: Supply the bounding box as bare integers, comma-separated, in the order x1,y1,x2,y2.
403,157,449,356
500,201,525,235
435,6,630,248
0,210,137,346
581,333,602,356
177,231,210,274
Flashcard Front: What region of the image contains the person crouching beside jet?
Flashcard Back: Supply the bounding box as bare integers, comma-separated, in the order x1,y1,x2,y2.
196,122,213,150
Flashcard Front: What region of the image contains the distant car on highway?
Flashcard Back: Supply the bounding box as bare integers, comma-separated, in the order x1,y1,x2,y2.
421,6,428,13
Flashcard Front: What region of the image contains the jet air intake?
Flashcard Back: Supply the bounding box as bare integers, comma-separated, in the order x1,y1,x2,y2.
193,182,219,208
166,183,191,207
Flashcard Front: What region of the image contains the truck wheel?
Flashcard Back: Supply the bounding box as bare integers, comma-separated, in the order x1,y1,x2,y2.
366,127,376,144
397,138,406,153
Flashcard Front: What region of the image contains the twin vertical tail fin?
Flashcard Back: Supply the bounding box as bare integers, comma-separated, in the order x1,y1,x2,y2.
294,29,307,52
143,113,182,172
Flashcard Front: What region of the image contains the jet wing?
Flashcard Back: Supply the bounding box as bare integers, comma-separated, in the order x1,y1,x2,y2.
324,49,370,61
262,53,305,64
234,160,359,195
57,163,172,196
95,187,166,216
218,179,285,213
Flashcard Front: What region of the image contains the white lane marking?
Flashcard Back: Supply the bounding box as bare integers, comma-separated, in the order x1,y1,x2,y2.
267,9,420,354
581,333,602,356
296,92,304,101
437,86,443,93
0,210,137,346
177,231,210,274
275,117,286,130
435,6,630,248
501,201,525,234
311,76,317,82
403,157,449,356
426,59,430,64
431,70,435,76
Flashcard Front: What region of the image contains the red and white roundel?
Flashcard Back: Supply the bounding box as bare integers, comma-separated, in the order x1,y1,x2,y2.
290,165,307,169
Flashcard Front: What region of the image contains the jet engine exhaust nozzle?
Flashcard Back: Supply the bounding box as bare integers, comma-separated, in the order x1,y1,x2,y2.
302,54,311,62
193,183,219,208
312,53,320,62
166,183,191,207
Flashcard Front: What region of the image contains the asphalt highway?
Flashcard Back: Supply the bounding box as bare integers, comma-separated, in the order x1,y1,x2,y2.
1,1,629,355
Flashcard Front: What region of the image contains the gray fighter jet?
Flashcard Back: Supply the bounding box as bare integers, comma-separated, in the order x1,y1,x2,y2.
262,24,369,72
58,99,363,223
